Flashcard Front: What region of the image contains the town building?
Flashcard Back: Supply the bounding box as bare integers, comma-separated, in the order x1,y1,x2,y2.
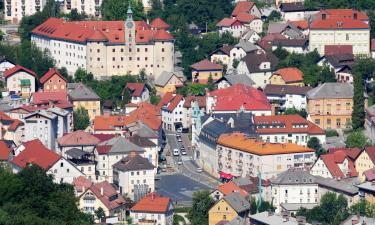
240,29,261,43
210,45,234,66
356,181,375,205
216,133,315,179
128,134,159,168
0,56,15,76
65,148,96,180
158,93,185,131
210,181,248,202
39,68,67,92
68,83,101,120
229,41,259,69
355,147,375,182
63,0,102,17
31,12,174,79
250,211,312,225
4,65,36,97
4,0,47,23
216,14,263,38
0,112,24,146
124,83,150,104
191,59,223,84
271,38,309,54
216,74,255,89
57,130,100,156
267,22,304,39
254,115,326,146
154,71,185,94
130,193,174,225
317,53,355,83
231,1,261,18
183,96,206,129
269,67,304,86
112,151,155,201
307,82,354,130
279,2,308,21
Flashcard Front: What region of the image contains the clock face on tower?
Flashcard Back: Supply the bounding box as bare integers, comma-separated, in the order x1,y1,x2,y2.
126,22,133,29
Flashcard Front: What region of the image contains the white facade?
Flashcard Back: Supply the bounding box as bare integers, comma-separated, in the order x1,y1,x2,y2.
229,47,247,69
48,157,84,184
130,204,174,225
283,11,306,21
5,71,36,96
0,60,15,76
63,0,102,17
161,98,185,131
218,24,246,38
4,0,47,23
241,31,260,43
24,113,58,150
285,93,308,110
237,61,273,88
131,88,150,104
248,19,263,34
258,133,326,147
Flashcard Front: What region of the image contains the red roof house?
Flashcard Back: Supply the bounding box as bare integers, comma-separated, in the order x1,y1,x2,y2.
57,130,100,147
191,59,223,84
232,1,256,17
3,65,37,79
271,67,304,84
40,68,67,92
0,141,10,161
150,18,170,30
131,192,172,213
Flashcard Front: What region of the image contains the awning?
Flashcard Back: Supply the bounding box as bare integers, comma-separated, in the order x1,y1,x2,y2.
219,171,233,180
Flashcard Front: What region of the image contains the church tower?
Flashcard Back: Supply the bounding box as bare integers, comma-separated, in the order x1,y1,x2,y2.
125,4,136,55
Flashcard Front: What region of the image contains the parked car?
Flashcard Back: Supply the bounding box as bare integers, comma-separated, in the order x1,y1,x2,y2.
177,159,183,165
196,167,203,173
177,127,183,133
181,149,187,155
173,148,179,156
177,137,182,142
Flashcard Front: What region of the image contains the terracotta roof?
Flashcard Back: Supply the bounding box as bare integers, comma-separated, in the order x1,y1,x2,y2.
125,83,145,97
58,130,100,146
216,18,240,27
7,119,23,131
236,13,258,23
364,147,375,164
218,182,248,197
150,18,170,30
363,168,375,182
39,68,67,84
208,84,271,112
289,20,309,30
93,134,116,142
328,147,361,160
324,45,353,55
131,192,171,213
273,67,303,83
319,150,358,178
158,93,184,112
315,9,368,21
11,139,61,170
310,18,369,29
0,141,10,161
254,115,324,135
183,96,206,108
88,180,126,210
73,176,93,192
217,133,314,155
32,91,69,105
232,1,255,17
157,92,174,109
3,65,37,78
191,59,223,71
371,39,375,51
32,18,174,44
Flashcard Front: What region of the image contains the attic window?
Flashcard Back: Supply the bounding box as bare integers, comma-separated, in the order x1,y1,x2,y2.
140,36,144,40
115,34,119,40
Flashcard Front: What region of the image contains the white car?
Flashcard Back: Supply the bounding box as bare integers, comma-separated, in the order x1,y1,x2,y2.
181,150,187,155
177,159,183,165
173,149,179,156
196,167,203,173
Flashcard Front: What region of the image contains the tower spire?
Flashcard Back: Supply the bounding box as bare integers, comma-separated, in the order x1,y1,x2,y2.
127,3,133,21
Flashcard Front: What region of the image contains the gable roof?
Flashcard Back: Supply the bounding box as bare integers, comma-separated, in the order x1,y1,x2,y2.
236,13,258,23
68,82,100,101
154,71,185,87
223,192,250,213
158,93,184,112
272,67,303,83
3,65,37,79
125,83,146,97
96,137,144,155
310,18,369,29
319,150,358,178
242,52,279,73
324,45,353,55
40,68,67,84
217,74,255,87
11,139,61,170
280,2,305,12
272,169,316,185
87,180,126,210
32,91,69,105
191,59,223,71
232,1,256,17
183,96,206,108
210,45,234,57
217,18,240,27
58,130,100,146
113,151,154,172
131,192,171,213
363,168,375,182
218,182,248,197
289,20,309,30
264,84,312,96
234,40,258,53
323,53,355,68
150,18,170,30
307,82,353,99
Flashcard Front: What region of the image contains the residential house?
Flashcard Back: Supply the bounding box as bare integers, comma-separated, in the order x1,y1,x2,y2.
74,177,127,222
229,41,259,69
39,68,67,92
124,83,150,104
341,215,375,225
267,22,304,39
210,181,248,202
210,45,234,66
279,2,307,21
237,52,279,88
257,33,287,51
183,96,206,129
271,38,309,54
250,211,312,225
191,59,223,84
254,115,326,146
68,83,101,120
263,84,312,113
317,53,355,83
231,1,262,18
365,104,375,142
113,151,155,201
11,139,84,184
95,136,145,182
355,147,375,182
130,193,173,225
57,130,100,156
236,13,263,33
158,93,185,131
4,65,36,97
216,18,247,38
206,84,272,115
289,20,310,36
0,112,24,146
154,71,185,94
306,82,354,129
0,140,11,164
356,181,375,205
208,192,250,225
65,148,96,181
0,56,15,76
232,176,272,203
269,67,304,86
128,134,159,168
309,10,370,56
216,74,255,89
240,29,261,43
310,148,361,179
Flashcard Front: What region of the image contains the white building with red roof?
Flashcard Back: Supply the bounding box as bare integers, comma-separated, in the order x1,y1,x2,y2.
11,139,84,184
4,65,36,97
31,9,174,80
231,1,261,18
63,0,103,18
206,83,272,116
254,115,326,146
124,83,150,104
130,192,173,225
158,93,185,131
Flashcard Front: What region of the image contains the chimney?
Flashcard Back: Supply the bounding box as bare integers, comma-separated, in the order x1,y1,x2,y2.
100,187,104,196
354,12,358,20
322,13,326,20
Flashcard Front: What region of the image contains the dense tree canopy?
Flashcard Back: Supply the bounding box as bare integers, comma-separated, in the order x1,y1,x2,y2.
187,190,214,225
345,131,369,148
101,0,145,21
73,107,90,131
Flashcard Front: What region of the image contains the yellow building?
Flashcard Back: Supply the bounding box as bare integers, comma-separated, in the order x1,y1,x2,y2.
208,192,250,225
307,83,353,130
269,67,304,86
68,83,101,121
191,59,223,84
154,71,185,95
355,147,375,182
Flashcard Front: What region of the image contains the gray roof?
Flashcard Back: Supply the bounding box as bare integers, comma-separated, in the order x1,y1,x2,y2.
48,107,69,116
223,192,250,213
250,212,312,225
65,148,89,158
272,38,308,47
242,52,279,73
113,152,154,172
98,137,145,154
268,22,289,34
307,83,354,99
199,119,232,147
25,109,57,120
129,135,157,148
355,181,375,192
280,203,317,211
68,82,100,101
234,40,258,53
217,74,255,86
280,2,305,12
154,71,185,87
341,215,375,225
241,29,257,40
272,169,316,185
264,84,312,96
282,28,303,39
323,54,355,68
227,216,246,225
314,176,358,195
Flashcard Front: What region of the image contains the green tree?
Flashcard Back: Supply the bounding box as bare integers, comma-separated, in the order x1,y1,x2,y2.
95,207,105,222
73,107,90,131
319,66,336,83
273,46,289,60
187,190,214,225
65,8,88,21
173,214,186,225
57,67,74,83
307,137,326,157
284,107,307,118
267,10,282,21
350,199,375,217
207,74,215,91
147,0,164,20
74,68,94,83
345,130,369,148
101,0,145,21
232,59,240,69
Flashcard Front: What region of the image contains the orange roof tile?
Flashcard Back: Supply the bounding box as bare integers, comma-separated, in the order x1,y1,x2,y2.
218,182,248,197
315,9,368,21
216,18,240,27
58,130,100,146
150,18,170,30
236,13,258,23
3,65,37,78
310,18,369,29
0,141,10,161
232,1,255,17
273,67,303,83
191,59,223,71
319,150,358,178
217,133,314,155
131,192,171,213
7,119,24,131
40,68,67,84
289,20,309,30
126,83,145,97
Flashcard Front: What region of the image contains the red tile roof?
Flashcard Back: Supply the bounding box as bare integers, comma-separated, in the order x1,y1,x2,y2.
319,150,358,178
58,130,100,146
183,96,206,108
232,1,255,17
364,147,375,164
0,141,10,161
131,192,171,213
73,176,93,192
126,83,145,97
40,68,67,84
254,115,324,135
32,91,69,105
371,39,375,51
216,18,241,27
208,84,271,112
3,65,37,78
158,93,184,112
88,180,126,210
157,92,174,109
273,67,303,83
218,182,248,197
236,13,258,23
363,168,375,182
191,59,223,71
289,20,309,30
7,119,24,131
324,45,353,55
310,18,369,29
93,134,116,142
32,18,174,44
328,147,361,160
150,18,170,30
11,139,61,170
315,9,368,21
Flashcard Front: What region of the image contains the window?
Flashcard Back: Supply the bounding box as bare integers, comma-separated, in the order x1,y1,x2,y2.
60,162,64,167
97,49,100,53
131,172,134,176
137,48,140,52
67,168,70,173
112,57,115,61
112,48,115,52
346,34,349,41
315,119,320,125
